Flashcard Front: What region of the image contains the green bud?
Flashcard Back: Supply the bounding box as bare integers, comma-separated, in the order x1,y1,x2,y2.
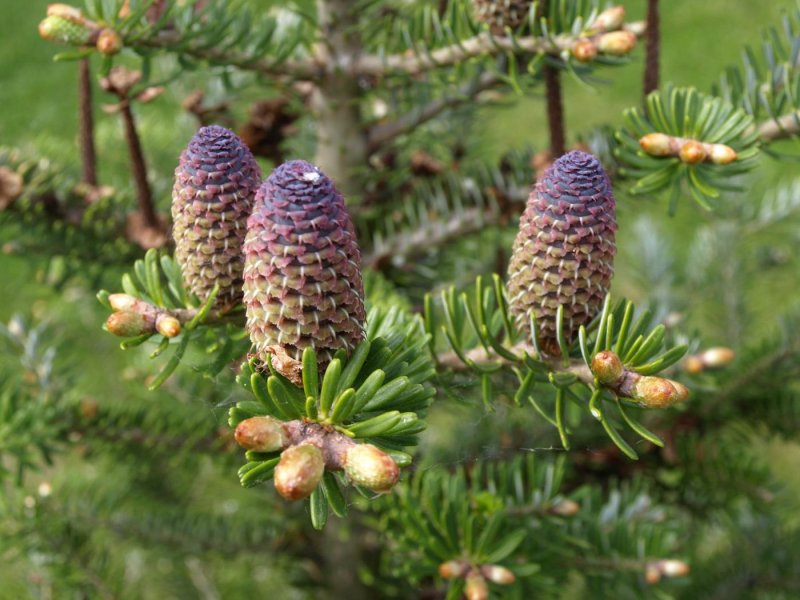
234,416,286,452
344,443,399,493
105,311,152,337
39,15,92,45
274,444,324,501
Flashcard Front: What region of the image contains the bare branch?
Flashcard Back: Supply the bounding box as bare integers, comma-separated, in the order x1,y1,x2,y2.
756,110,800,142
367,71,502,151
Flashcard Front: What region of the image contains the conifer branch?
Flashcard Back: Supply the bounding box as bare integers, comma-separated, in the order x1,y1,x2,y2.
544,64,566,156
643,0,660,97
366,71,501,152
755,110,800,142
78,58,97,186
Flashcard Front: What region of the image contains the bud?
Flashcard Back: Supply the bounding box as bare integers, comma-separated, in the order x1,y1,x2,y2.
679,140,706,165
39,15,93,45
597,30,636,55
465,570,489,600
684,355,704,375
344,444,399,493
108,293,138,312
639,133,673,157
234,416,287,452
105,311,152,337
633,376,689,408
273,444,325,501
708,143,737,165
0,166,24,210
47,4,84,20
155,314,181,338
645,559,690,582
480,564,515,585
548,497,580,517
590,5,625,33
701,346,735,368
591,351,624,385
571,38,598,62
96,29,123,55
438,560,467,579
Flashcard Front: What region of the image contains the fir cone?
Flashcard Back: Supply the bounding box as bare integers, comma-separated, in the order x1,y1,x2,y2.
172,126,261,309
473,0,532,34
243,160,366,381
507,151,616,354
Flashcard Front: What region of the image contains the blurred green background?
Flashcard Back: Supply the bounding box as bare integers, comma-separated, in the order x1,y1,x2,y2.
1,0,799,597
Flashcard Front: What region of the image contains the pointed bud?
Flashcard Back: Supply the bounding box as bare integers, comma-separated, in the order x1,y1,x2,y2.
344,444,399,493
108,293,139,312
438,560,467,580
639,133,674,157
234,416,287,452
571,38,598,62
96,29,122,55
597,30,636,55
591,6,625,32
591,351,624,385
633,376,689,408
701,347,735,368
465,570,489,600
274,444,324,501
105,311,153,337
548,498,580,517
155,314,181,338
39,15,93,45
709,144,737,165
480,565,516,585
646,559,690,581
679,140,706,165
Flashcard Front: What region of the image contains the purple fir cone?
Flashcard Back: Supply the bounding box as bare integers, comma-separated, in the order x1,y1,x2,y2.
172,126,262,309
507,151,616,353
243,160,365,381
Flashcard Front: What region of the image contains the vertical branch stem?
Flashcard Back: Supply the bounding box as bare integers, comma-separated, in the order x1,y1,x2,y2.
643,0,660,97
78,58,97,186
119,100,159,228
544,64,566,157
311,0,368,199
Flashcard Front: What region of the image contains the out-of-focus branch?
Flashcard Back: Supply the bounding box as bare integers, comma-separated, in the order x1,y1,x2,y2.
756,110,800,142
367,71,501,152
544,64,566,157
643,0,660,97
78,58,97,186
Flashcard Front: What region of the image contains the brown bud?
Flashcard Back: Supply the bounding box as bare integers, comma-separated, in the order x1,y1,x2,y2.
597,30,636,55
708,144,737,165
47,3,85,22
108,293,138,312
96,29,123,55
465,570,489,600
274,444,325,501
105,311,152,337
646,559,690,581
684,355,705,375
639,133,673,157
0,166,24,210
480,564,515,585
679,140,707,165
438,560,467,580
571,38,597,62
633,376,689,408
79,397,99,419
591,351,624,385
345,444,399,493
548,498,580,517
155,314,181,338
234,416,286,452
701,347,735,368
591,5,625,33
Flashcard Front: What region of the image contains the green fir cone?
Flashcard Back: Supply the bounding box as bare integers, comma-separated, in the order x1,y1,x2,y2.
473,0,532,34
243,160,366,382
507,151,616,354
172,126,261,309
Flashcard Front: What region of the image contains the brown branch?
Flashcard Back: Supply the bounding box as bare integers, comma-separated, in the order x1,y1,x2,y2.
643,0,660,98
756,110,800,142
78,58,97,186
354,22,645,77
367,71,501,152
118,99,158,229
544,64,566,157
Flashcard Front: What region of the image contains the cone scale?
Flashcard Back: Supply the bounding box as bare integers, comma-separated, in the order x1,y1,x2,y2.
507,151,616,353
172,126,262,309
243,160,366,378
